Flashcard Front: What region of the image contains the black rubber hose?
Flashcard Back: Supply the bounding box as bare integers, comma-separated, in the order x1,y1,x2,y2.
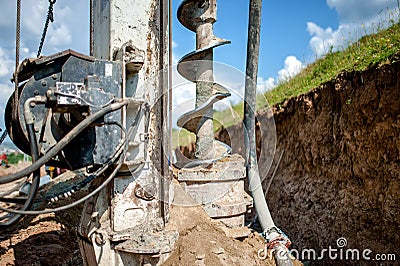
0,120,133,215
0,124,41,226
0,101,129,185
0,102,147,215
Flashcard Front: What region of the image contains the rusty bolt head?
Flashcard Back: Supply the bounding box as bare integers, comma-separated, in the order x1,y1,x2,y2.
143,185,156,200
134,185,156,201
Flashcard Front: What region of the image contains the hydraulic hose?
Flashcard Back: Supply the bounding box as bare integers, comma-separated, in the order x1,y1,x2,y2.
0,100,131,185
0,150,125,215
244,0,292,265
0,123,41,226
0,102,147,215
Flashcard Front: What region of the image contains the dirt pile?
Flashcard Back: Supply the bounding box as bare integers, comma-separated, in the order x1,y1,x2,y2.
164,181,288,266
216,59,400,264
0,201,83,266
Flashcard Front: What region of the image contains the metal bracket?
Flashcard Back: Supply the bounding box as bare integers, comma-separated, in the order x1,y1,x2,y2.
114,41,145,73
139,132,150,142
262,226,291,249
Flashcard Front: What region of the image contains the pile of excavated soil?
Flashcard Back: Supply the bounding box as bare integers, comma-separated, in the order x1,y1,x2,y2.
164,181,299,266
216,59,400,264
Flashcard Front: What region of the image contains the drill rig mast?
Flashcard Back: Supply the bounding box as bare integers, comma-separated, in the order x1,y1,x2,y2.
78,0,174,264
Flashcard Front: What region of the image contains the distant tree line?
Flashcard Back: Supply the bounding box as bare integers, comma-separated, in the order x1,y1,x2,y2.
6,153,31,165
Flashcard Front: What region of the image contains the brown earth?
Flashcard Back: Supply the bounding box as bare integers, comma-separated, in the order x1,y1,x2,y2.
0,213,82,266
216,59,400,265
164,181,276,266
0,169,83,266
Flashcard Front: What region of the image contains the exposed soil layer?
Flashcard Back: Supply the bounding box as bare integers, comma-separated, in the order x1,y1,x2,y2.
0,204,83,266
216,59,400,265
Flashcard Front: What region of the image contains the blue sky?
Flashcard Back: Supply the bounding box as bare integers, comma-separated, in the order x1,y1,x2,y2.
172,0,339,79
0,0,398,131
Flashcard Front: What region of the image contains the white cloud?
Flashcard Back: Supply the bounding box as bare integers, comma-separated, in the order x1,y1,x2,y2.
327,0,398,23
278,56,303,81
0,83,13,128
0,0,89,131
307,22,340,56
257,77,276,93
308,0,399,56
0,84,13,99
23,0,47,37
264,77,276,90
0,48,14,77
259,55,303,92
48,24,72,47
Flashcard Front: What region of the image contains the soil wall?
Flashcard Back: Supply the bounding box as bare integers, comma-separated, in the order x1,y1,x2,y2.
216,60,400,264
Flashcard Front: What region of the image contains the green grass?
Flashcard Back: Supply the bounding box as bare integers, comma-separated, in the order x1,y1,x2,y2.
173,19,400,148
172,128,195,149
6,153,30,165
265,22,400,107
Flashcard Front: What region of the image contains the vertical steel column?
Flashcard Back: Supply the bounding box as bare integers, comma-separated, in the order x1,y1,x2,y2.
79,1,175,265
244,1,293,265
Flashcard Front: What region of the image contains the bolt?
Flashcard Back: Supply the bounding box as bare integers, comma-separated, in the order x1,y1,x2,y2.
135,185,156,201
33,90,39,96
143,185,156,200
46,90,53,98
30,102,36,107
52,74,58,80
41,81,47,87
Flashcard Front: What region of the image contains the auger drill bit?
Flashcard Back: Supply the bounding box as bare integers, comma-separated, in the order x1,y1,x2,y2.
177,0,231,164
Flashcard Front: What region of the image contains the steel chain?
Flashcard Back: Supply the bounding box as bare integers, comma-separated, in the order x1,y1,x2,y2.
37,0,57,57
13,0,21,121
90,0,94,56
